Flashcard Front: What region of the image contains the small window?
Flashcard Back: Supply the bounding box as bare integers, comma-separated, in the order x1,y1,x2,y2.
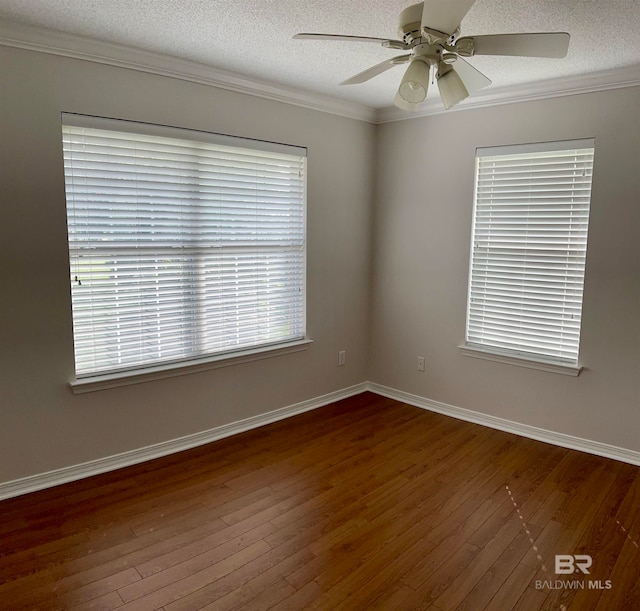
465,139,594,368
62,114,307,378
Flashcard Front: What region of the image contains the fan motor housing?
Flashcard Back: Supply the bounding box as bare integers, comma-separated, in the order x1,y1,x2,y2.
412,42,442,65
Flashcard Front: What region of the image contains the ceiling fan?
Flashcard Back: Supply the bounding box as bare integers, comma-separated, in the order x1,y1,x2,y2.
294,0,570,111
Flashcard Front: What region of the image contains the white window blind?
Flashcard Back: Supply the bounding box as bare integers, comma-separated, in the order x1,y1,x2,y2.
62,114,306,378
466,139,594,365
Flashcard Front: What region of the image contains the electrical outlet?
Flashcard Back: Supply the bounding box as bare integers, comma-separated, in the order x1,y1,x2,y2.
417,356,425,372
338,350,346,366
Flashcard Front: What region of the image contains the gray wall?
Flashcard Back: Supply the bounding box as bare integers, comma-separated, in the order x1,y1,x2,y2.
1,44,638,487
0,47,375,483
370,87,640,452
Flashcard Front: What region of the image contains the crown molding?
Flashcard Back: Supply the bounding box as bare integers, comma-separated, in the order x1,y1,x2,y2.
0,20,376,124
2,20,638,126
374,63,640,123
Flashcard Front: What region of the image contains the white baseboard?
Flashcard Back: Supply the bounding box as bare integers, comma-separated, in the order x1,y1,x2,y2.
3,380,637,501
367,382,640,467
0,383,368,501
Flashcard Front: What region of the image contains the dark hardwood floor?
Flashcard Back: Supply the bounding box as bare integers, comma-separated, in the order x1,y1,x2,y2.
1,392,638,610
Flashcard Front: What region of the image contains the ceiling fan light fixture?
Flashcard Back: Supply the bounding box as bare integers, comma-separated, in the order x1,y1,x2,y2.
394,90,420,112
295,0,572,113
398,58,431,104
437,64,469,109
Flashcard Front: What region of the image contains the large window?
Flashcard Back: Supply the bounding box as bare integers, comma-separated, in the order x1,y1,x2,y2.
62,114,306,378
465,139,594,372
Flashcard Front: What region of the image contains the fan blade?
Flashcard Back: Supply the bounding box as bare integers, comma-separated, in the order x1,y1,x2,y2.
421,0,477,39
451,57,491,93
293,33,405,47
437,58,490,109
459,32,570,58
341,55,410,85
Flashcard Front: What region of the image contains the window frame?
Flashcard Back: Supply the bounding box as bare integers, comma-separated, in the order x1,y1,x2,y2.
461,138,595,376
62,113,309,391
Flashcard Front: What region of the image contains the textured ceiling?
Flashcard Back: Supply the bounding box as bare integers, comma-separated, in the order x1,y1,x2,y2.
1,0,639,109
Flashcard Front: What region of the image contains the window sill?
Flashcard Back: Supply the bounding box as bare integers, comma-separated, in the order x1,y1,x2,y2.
459,344,582,377
69,339,314,394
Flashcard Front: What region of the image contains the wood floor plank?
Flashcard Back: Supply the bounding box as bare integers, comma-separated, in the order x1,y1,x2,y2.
511,586,549,611
593,478,640,610
163,538,313,610
46,508,228,583
52,568,141,610
134,516,275,579
431,511,538,610
453,524,543,611
1,392,637,611
316,523,437,610
67,589,125,610
400,500,498,590
542,465,635,611
270,580,324,610
196,547,311,610
369,583,433,611
118,540,271,610
121,523,275,600
483,561,539,611
397,542,482,607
